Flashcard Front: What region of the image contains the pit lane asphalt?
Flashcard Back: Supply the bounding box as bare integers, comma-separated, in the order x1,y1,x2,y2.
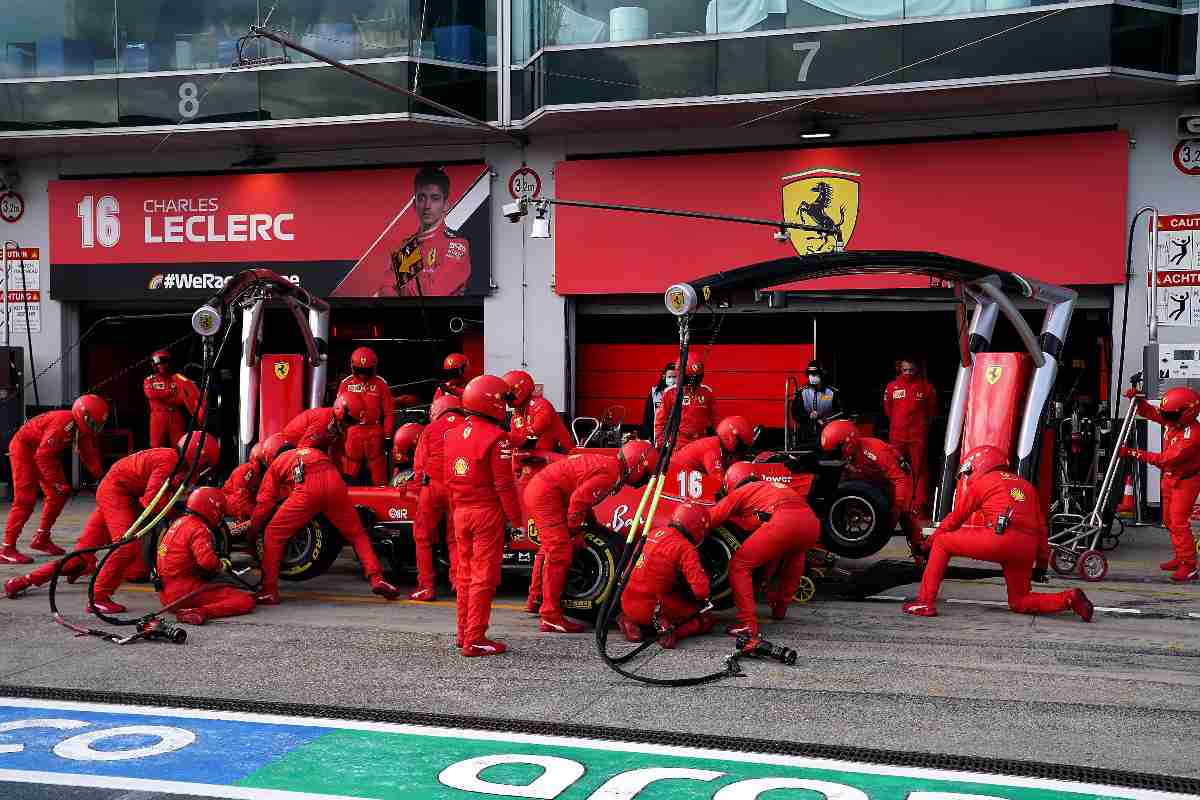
2,495,1198,781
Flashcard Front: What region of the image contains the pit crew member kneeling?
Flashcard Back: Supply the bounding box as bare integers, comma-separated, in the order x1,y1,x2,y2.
619,501,714,649
157,487,255,625
248,436,401,605
903,445,1093,621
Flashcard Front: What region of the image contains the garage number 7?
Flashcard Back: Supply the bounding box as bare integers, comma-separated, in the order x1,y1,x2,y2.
793,41,821,82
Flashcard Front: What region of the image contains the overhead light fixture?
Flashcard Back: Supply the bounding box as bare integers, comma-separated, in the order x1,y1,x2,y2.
799,123,835,140
529,201,551,239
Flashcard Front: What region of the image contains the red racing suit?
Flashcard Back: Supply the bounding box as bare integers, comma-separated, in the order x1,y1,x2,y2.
1127,399,1200,570
4,410,104,548
847,436,923,547
144,372,201,447
654,384,718,449
249,447,385,596
411,410,464,593
397,224,472,298
281,408,345,464
222,462,262,521
26,448,181,598
156,514,255,622
709,480,820,633
434,379,466,401
622,526,713,644
917,470,1074,614
445,417,523,647
337,374,394,485
522,453,622,622
884,375,937,511
669,436,731,483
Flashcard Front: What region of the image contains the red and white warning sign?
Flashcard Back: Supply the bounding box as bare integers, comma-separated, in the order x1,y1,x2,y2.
1155,215,1200,326
507,167,541,200
0,246,42,333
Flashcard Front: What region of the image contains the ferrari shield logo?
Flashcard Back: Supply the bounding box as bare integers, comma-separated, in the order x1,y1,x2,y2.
986,365,1003,385
667,289,686,314
273,361,290,380
782,169,861,255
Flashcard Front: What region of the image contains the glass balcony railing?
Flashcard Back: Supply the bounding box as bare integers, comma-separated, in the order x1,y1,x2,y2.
0,0,496,80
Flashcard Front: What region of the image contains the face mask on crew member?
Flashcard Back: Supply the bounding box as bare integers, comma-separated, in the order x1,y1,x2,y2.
808,374,821,386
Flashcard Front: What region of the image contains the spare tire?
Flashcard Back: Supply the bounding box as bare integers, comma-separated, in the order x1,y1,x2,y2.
561,528,623,623
253,514,343,582
821,480,893,559
698,526,742,610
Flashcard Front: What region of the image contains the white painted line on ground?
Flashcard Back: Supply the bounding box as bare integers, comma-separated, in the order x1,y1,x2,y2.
0,769,365,800
1,697,1195,800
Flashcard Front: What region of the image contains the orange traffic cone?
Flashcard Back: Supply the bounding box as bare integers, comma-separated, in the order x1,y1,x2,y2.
1117,475,1136,517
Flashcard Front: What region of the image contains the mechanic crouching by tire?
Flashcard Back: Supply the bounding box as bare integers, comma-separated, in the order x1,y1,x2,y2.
654,359,717,449
338,347,395,486
619,501,714,649
409,396,463,601
821,420,925,561
157,487,255,626
247,435,401,606
669,415,754,484
1,394,108,564
524,440,658,633
904,445,1094,621
221,437,277,544
1119,386,1200,582
445,375,525,657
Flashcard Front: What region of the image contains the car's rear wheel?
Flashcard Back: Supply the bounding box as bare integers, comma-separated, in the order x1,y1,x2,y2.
561,528,622,623
698,526,742,609
252,514,343,582
821,480,892,559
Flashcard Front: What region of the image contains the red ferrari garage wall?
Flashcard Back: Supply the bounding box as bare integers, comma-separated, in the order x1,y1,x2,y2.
577,343,814,428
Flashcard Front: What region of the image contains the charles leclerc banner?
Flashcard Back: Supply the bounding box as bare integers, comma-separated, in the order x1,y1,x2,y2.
47,163,492,300
554,130,1128,293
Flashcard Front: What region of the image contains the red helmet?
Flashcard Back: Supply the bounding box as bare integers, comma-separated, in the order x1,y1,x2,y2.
620,439,659,487
333,393,368,426
443,353,470,377
462,374,509,422
260,433,291,465
683,359,704,386
1160,387,1200,425
350,346,377,372
248,441,265,468
669,501,711,544
502,370,535,408
71,394,109,434
722,461,759,495
185,486,226,528
393,422,425,459
716,415,753,454
958,445,1009,480
177,433,220,472
430,394,462,420
820,419,859,453
151,350,171,365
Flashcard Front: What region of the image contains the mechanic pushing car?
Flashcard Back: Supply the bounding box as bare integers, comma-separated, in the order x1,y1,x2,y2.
280,394,365,462
4,434,219,610
409,396,463,601
435,353,470,400
709,462,821,638
904,445,1094,621
821,420,925,561
337,347,395,486
654,358,718,449
523,440,658,633
248,435,402,606
222,439,271,524
143,350,202,448
619,501,714,649
884,359,938,515
445,375,524,657
1119,386,1200,582
156,487,256,626
0,395,108,565
668,415,754,483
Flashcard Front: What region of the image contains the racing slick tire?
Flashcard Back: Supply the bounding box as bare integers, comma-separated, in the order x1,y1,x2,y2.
821,480,892,559
561,527,623,623
698,526,743,610
252,514,343,582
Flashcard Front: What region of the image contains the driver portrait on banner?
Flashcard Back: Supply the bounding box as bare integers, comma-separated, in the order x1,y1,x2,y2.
331,165,477,298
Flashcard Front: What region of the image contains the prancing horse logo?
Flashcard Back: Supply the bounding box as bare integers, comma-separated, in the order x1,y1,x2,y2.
986,365,1003,385
274,361,290,380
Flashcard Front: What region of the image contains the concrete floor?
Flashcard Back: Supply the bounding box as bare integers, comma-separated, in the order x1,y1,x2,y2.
2,494,1199,779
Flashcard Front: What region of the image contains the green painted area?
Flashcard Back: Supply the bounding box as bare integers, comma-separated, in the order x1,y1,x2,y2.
238,727,1133,800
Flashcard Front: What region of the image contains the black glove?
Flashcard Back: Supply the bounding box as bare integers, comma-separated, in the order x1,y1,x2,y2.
1032,567,1049,584
505,524,525,543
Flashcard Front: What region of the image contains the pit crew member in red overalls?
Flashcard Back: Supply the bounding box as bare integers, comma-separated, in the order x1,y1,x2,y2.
409,396,463,601
247,435,401,606
654,359,718,449
143,350,201,447
709,462,821,637
435,353,470,401
222,440,268,524
156,487,255,626
884,359,938,514
903,445,1094,620
822,420,925,559
668,415,753,484
4,434,219,610
338,347,395,486
1,394,108,564
1120,386,1200,582
618,501,714,649
444,375,524,657
392,422,425,481
524,441,658,633
280,395,363,464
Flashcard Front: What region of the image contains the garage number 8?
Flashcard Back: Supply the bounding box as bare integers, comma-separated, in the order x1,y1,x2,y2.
676,470,704,499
